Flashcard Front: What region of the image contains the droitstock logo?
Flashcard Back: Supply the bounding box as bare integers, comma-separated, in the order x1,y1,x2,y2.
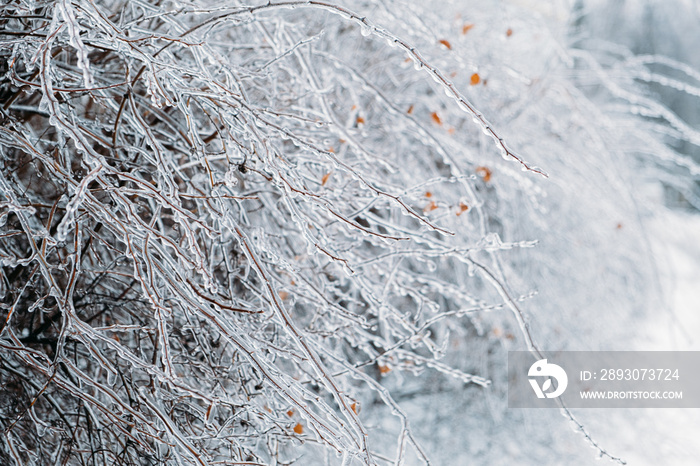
528,359,568,399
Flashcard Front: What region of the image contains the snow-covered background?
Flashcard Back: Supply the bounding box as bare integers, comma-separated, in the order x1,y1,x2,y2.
393,1,700,464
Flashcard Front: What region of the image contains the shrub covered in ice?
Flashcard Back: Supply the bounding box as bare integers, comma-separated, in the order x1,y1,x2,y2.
1,0,697,464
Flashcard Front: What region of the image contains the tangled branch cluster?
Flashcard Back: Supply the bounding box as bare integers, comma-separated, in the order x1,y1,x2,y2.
0,1,540,464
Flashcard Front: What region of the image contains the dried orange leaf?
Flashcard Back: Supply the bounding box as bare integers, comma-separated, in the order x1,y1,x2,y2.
278,291,289,300
407,104,414,115
286,409,294,417
476,166,492,182
356,116,365,125
506,28,513,37
293,423,304,434
439,39,452,50
462,23,474,35
423,201,438,213
321,172,331,186
470,73,481,85
431,112,442,125
425,191,433,198
378,365,391,374
456,202,469,216
351,104,357,111
351,402,358,414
